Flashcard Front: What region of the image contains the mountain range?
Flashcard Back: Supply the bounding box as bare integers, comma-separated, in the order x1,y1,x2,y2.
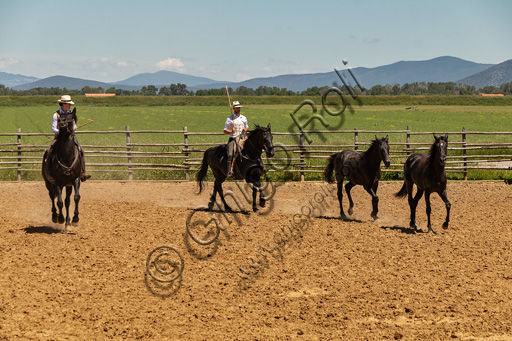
2,56,511,92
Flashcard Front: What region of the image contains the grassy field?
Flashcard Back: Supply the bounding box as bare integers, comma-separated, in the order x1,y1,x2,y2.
0,100,511,181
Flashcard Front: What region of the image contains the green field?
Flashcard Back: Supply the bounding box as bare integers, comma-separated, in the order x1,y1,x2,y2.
1,97,511,181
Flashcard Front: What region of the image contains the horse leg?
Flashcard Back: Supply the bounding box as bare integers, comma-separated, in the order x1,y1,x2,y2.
440,190,451,229
64,186,72,228
49,190,58,223
215,180,232,212
408,186,423,231
364,185,379,221
425,191,435,234
56,186,65,224
72,178,81,223
257,181,266,208
336,178,349,220
208,183,218,211
344,182,356,215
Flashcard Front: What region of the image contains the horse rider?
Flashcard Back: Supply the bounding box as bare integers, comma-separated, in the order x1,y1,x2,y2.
46,95,91,183
223,101,249,178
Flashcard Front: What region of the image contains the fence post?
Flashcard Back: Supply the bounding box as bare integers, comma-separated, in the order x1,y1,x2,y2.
299,130,305,182
183,126,189,181
126,125,133,181
406,125,411,156
17,128,22,181
462,126,467,180
354,128,358,150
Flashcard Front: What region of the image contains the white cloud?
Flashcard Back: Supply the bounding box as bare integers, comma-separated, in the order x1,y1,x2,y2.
363,38,380,44
0,57,20,68
236,73,251,82
116,61,134,68
156,57,185,72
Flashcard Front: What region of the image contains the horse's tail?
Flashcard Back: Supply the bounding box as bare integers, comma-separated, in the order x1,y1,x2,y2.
395,182,407,198
196,149,210,194
324,153,337,184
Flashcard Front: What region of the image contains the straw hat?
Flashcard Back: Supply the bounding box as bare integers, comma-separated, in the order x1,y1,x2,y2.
232,101,243,108
58,95,74,105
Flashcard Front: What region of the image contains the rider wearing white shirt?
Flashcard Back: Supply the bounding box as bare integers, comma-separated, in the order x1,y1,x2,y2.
223,101,249,178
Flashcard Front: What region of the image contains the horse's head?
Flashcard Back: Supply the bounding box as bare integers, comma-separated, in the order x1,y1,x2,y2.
375,135,391,167
433,134,448,165
249,123,274,158
58,108,76,136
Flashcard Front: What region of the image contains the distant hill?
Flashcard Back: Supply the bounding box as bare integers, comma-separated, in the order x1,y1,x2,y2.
5,56,501,92
114,70,226,87
458,59,512,88
12,75,139,91
0,72,39,88
191,56,494,92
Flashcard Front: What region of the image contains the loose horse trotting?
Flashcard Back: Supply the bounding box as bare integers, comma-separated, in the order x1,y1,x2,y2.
324,136,391,220
395,134,451,233
196,124,275,212
42,109,83,231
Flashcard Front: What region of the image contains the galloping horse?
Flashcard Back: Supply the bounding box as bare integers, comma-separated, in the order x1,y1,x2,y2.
395,134,451,233
324,136,391,220
42,109,83,231
197,124,275,212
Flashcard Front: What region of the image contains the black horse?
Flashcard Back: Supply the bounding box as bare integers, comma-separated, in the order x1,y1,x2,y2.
324,136,391,220
42,109,83,231
395,134,451,233
197,124,275,212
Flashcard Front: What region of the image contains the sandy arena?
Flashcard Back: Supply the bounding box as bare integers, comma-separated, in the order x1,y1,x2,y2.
1,180,511,339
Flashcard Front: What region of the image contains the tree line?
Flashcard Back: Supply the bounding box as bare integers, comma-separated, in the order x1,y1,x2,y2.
1,81,511,96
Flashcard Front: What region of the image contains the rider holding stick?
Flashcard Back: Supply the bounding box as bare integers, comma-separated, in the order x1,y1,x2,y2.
223,100,249,178
46,95,91,183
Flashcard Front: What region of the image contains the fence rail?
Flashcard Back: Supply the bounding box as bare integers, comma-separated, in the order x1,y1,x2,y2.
0,126,511,181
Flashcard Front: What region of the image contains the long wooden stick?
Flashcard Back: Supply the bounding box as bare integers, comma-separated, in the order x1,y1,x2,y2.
77,119,94,130
225,85,233,115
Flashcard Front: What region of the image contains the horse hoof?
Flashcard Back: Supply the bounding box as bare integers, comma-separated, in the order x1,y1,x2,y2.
65,225,73,232
253,207,259,213
348,208,354,215
442,222,449,229
225,206,232,213
207,202,214,211
52,216,58,224
259,199,266,208
372,216,380,222
72,217,79,223
58,217,65,224
340,215,350,221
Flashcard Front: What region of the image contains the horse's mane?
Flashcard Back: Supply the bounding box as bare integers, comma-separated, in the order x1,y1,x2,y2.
428,136,446,159
247,124,264,139
364,138,382,155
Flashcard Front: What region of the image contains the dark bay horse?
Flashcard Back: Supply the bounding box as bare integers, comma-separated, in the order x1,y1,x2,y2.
324,136,391,220
42,109,82,231
395,134,451,233
197,124,275,212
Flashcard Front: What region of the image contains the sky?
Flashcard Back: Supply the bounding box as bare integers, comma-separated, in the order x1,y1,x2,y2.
0,0,511,83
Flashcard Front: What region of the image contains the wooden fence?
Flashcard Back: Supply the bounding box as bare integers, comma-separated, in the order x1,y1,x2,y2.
0,126,511,181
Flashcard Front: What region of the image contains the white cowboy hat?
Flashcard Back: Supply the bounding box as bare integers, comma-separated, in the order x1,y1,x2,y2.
232,101,243,108
58,95,74,105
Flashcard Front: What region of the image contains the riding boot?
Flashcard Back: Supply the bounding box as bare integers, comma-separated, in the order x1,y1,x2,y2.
227,156,234,179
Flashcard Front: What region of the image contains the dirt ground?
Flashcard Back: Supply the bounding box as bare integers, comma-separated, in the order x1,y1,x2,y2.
1,179,512,340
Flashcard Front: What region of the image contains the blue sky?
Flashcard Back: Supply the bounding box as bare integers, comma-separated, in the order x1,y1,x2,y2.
0,0,510,83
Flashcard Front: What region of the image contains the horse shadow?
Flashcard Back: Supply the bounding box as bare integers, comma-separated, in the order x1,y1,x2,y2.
316,215,364,223
22,225,68,234
380,225,420,235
